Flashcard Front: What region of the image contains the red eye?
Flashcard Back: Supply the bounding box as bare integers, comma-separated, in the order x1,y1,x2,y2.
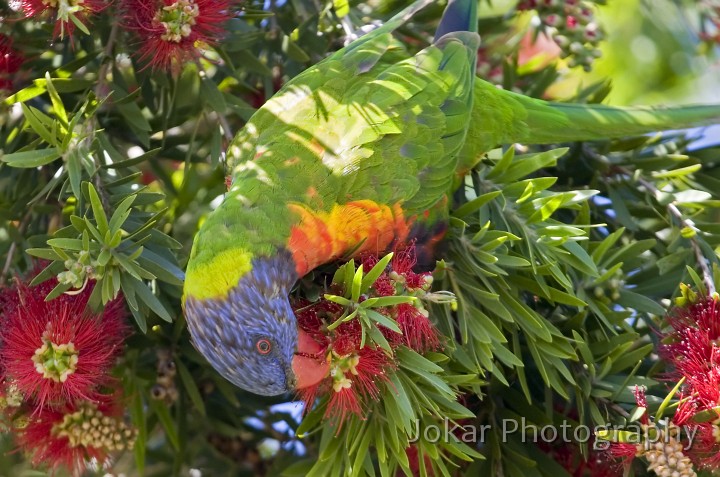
256,339,272,355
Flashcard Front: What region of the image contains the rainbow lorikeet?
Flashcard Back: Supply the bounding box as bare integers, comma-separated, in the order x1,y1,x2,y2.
183,0,720,396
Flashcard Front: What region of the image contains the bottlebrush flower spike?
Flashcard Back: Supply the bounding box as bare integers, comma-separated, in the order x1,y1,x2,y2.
603,442,639,474
16,398,137,475
296,307,395,426
661,294,720,380
403,445,434,477
293,245,452,428
0,35,22,92
122,0,234,73
0,277,128,410
19,0,105,39
395,302,440,353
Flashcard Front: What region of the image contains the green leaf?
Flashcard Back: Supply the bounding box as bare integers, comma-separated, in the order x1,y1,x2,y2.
1,148,61,168
5,83,47,104
134,280,173,322
21,104,57,145
149,399,180,451
137,250,185,286
396,347,443,374
102,148,161,169
44,72,68,125
45,281,73,301
86,182,110,236
361,296,416,308
351,264,363,301
592,228,625,263
46,238,85,251
296,403,326,438
609,343,653,374
66,150,83,201
282,34,311,62
201,77,227,113
324,294,352,306
176,360,206,416
361,252,393,292
233,50,273,76
651,164,702,179
486,146,515,179
559,241,598,276
365,309,402,334
368,324,392,353
117,102,152,132
655,377,686,421
453,191,502,219
68,12,91,35
109,195,136,234
30,261,64,286
498,149,567,183
616,290,666,315
26,248,63,260
130,389,146,474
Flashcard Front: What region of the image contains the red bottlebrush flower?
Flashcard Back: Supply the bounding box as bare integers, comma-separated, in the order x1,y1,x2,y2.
294,298,339,347
360,253,396,297
373,274,396,297
122,0,234,73
294,299,395,426
672,373,720,470
391,248,432,291
325,386,361,426
0,277,128,410
632,385,650,426
246,76,284,109
350,346,393,400
402,445,435,477
661,297,720,371
633,385,647,408
292,245,451,428
331,320,362,356
0,35,22,92
395,303,440,353
602,442,638,472
19,0,105,39
16,398,137,475
319,344,393,427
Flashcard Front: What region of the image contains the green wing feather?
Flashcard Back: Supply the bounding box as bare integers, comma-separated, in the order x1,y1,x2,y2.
190,0,479,288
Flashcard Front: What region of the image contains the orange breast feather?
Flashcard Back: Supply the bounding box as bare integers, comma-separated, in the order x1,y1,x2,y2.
287,200,413,276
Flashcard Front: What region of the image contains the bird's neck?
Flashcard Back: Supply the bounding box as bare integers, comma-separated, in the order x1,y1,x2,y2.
245,251,299,296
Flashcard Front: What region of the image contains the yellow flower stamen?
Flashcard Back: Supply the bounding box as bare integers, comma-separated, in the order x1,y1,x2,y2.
154,0,200,43
51,405,138,452
32,340,79,383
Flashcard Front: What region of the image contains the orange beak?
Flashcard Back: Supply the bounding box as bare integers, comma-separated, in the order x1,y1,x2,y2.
291,328,330,390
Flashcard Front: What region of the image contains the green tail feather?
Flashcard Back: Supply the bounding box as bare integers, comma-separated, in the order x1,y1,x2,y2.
512,91,720,144
459,79,720,171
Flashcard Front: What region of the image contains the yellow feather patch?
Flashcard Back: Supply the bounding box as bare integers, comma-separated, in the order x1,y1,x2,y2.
183,248,254,301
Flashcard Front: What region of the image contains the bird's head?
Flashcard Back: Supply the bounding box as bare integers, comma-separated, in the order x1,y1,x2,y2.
183,251,329,396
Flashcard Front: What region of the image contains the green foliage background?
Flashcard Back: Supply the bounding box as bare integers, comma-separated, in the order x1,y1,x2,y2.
1,0,720,476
